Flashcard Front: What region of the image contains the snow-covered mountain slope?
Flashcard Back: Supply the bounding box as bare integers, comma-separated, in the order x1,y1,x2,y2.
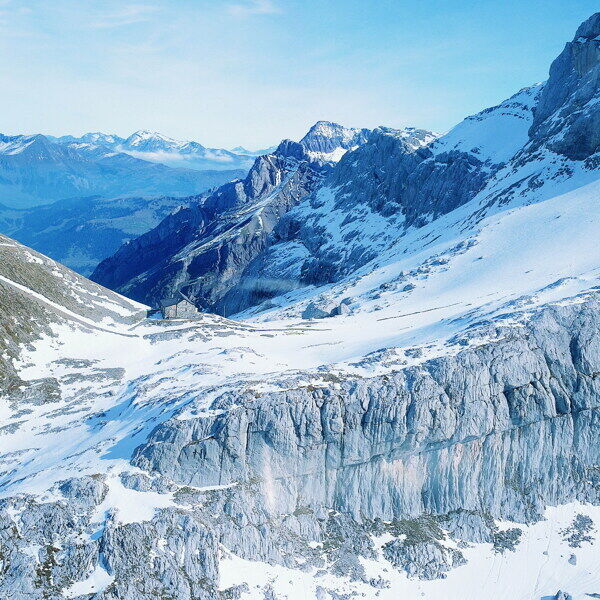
2,171,600,599
89,122,373,310
90,13,599,320
0,193,210,276
0,234,144,392
224,17,599,317
432,84,540,164
0,133,244,208
1,12,600,600
241,89,542,308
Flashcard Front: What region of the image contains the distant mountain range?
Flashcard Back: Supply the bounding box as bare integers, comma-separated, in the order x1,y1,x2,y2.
230,145,277,156
49,130,271,171
90,121,375,304
0,131,246,208
0,194,197,276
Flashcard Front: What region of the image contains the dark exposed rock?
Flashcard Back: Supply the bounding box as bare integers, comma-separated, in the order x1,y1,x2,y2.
529,13,600,159
91,139,329,311
560,514,596,547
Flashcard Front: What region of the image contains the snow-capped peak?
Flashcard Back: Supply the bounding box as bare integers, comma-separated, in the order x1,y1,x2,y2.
299,120,371,163
0,133,40,155
124,130,188,150
79,132,124,146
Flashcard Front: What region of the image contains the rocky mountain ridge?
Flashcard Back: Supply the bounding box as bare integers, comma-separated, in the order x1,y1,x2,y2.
220,17,600,319
90,122,375,309
299,120,372,162
53,130,258,172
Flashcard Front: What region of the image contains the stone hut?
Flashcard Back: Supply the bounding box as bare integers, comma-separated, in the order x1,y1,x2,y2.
148,292,200,319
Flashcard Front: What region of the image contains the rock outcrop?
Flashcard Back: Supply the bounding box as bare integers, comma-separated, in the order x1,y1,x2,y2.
529,13,600,159
132,298,600,524
2,293,600,598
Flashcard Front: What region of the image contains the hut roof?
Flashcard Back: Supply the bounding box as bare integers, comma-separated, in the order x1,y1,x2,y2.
159,290,196,309
159,297,180,308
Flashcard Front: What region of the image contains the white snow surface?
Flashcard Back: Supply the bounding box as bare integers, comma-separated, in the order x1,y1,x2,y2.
220,503,600,600
433,84,542,164
63,560,114,598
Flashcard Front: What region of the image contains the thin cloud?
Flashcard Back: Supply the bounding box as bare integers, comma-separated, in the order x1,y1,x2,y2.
227,0,279,18
91,4,159,28
0,0,31,28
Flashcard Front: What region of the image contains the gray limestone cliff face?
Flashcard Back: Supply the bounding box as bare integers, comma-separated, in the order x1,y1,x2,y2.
133,297,600,525
529,12,600,159
2,296,600,599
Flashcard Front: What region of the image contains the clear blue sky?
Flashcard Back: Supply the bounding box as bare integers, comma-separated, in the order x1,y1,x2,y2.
1,1,597,148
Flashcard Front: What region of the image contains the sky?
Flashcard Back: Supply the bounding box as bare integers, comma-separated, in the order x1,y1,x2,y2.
0,0,597,149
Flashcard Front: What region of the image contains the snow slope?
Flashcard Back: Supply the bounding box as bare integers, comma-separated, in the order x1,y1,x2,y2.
220,503,600,600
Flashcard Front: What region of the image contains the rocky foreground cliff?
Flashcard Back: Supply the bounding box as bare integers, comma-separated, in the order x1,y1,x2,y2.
2,264,600,599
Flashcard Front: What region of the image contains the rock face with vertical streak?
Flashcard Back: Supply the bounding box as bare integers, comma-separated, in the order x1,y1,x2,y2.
132,299,600,524
2,289,600,599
